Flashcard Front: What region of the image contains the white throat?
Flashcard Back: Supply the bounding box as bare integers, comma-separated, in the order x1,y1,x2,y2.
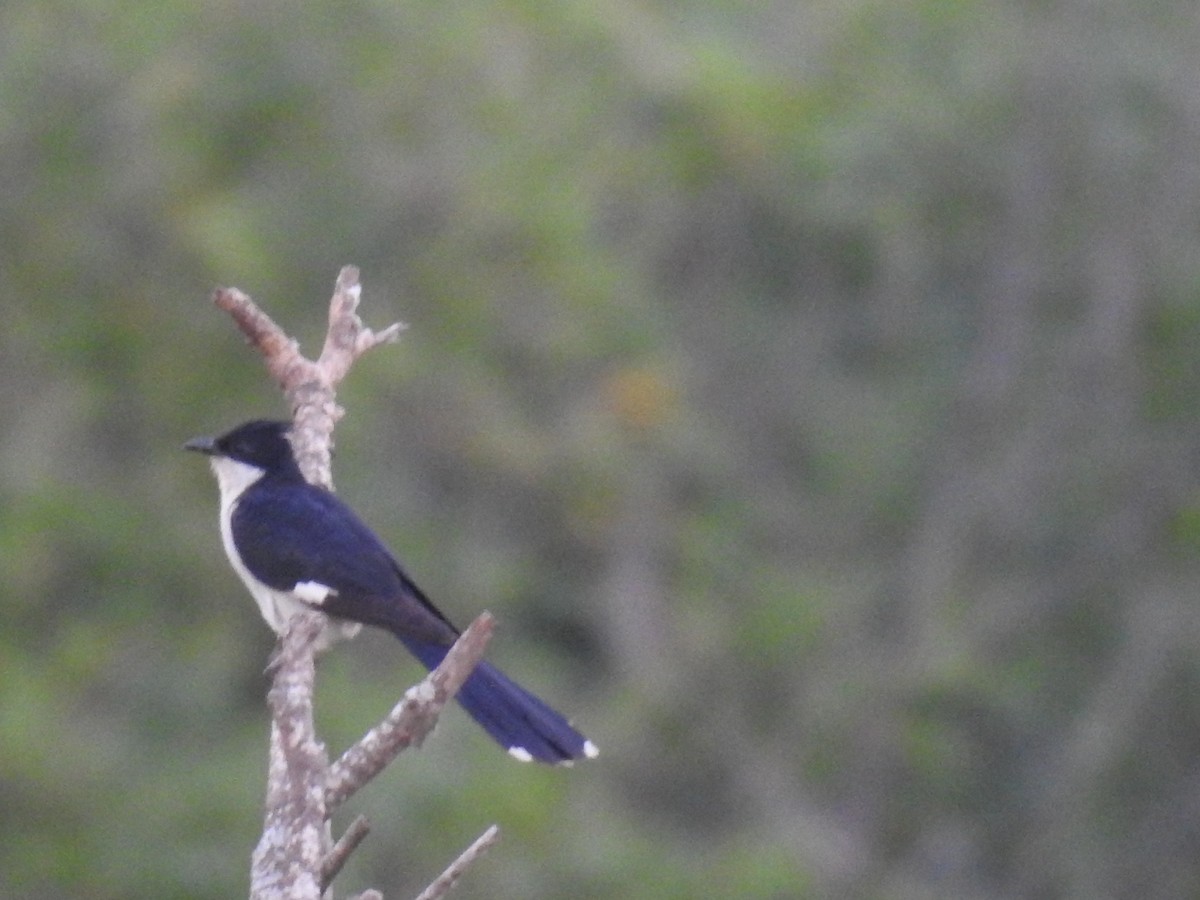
209,455,266,507
208,456,272,626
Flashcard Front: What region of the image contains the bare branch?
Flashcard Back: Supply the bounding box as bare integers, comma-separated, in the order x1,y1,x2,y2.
319,265,406,384
322,814,372,892
215,269,494,899
215,269,402,898
415,825,501,900
250,612,330,900
212,268,403,488
211,286,304,389
326,613,496,811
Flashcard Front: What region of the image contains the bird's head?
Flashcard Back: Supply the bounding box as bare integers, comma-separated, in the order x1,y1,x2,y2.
185,419,303,486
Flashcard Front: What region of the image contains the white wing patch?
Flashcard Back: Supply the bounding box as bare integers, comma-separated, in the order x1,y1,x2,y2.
293,580,337,605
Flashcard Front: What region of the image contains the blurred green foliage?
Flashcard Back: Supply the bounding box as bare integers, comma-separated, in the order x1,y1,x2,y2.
3,0,1200,897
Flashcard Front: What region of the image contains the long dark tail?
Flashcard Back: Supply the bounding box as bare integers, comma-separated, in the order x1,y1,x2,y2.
399,637,597,765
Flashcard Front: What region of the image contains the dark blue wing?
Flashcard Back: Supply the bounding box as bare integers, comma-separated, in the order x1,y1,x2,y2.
231,477,458,646
233,476,595,764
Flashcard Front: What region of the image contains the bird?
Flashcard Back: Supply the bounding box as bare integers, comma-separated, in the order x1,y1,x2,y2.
185,419,597,765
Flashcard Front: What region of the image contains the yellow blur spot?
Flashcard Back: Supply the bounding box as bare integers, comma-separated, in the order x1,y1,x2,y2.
604,367,677,430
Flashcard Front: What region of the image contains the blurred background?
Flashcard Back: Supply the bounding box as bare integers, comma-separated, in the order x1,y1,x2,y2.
3,1,1200,897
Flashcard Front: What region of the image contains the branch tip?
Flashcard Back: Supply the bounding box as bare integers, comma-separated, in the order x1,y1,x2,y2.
324,612,496,810
336,264,361,290
415,825,501,900
322,814,372,891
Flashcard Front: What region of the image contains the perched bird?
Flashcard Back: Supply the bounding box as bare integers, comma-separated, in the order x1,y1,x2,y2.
186,419,596,765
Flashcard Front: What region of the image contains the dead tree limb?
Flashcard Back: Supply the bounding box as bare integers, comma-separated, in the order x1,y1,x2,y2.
414,826,501,900
326,613,496,812
212,265,404,490
211,268,496,900
251,612,329,900
322,815,372,892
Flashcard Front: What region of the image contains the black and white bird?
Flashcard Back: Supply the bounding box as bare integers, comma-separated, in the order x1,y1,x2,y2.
186,419,596,765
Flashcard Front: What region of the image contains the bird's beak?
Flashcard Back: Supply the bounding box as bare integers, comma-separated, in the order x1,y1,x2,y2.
184,435,218,455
